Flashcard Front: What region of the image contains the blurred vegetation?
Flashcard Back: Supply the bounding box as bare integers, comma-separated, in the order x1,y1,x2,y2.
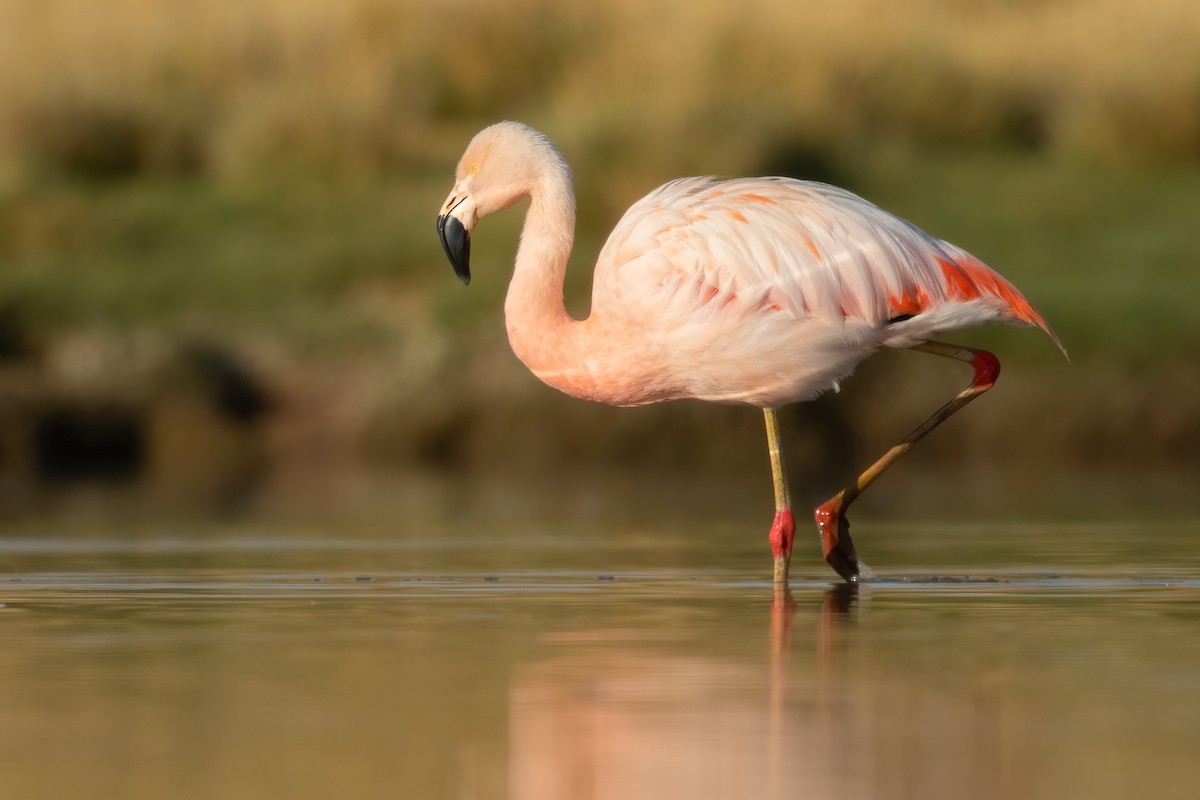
0,0,1198,515
4,0,1199,185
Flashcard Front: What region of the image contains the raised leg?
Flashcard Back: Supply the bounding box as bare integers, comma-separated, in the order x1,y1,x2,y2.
763,407,796,587
816,342,1001,582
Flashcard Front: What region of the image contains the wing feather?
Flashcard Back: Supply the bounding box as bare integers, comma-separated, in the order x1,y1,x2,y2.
595,176,1062,354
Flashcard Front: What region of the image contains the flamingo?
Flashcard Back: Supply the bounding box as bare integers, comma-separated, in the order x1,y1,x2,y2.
436,121,1064,585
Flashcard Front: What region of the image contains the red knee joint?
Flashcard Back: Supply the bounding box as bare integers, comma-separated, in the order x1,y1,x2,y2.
814,502,840,559
769,509,796,559
970,350,1001,389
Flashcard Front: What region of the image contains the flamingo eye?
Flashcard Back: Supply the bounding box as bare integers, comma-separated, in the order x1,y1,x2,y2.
471,163,481,175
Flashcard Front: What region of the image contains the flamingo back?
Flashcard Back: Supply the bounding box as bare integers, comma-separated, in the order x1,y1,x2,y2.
584,176,1062,405
597,177,1059,343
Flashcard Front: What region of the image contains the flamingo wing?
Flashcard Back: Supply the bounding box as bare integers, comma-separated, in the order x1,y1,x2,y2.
595,176,1063,354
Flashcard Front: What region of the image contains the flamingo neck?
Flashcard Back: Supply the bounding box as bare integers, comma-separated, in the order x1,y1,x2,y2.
503,167,593,397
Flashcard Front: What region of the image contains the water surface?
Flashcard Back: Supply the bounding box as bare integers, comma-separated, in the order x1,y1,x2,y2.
1,516,1198,800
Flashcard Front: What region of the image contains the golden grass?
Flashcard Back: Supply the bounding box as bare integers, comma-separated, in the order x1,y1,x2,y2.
1,0,1198,186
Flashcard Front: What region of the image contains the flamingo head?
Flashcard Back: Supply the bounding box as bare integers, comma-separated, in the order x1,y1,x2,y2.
437,121,570,286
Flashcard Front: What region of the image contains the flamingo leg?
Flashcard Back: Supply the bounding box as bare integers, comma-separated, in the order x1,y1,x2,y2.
763,408,796,587
816,341,1002,582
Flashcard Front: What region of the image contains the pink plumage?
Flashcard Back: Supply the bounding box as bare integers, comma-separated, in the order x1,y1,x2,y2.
437,121,1063,584
591,175,1062,406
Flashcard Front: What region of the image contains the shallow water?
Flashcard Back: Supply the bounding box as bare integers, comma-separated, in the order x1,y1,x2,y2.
2,515,1198,800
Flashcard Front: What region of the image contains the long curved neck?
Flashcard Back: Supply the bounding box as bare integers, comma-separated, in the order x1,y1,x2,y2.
503,162,594,397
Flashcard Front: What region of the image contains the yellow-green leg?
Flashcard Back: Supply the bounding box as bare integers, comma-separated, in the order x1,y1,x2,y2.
816,342,1002,582
763,407,796,587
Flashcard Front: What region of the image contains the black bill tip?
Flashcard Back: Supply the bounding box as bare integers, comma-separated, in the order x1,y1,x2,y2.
436,214,471,286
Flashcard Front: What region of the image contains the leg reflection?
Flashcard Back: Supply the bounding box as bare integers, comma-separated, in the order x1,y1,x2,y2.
768,588,795,800
767,584,859,799
818,582,859,665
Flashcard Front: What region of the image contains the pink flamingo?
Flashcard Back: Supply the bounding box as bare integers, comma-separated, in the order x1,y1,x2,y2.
437,122,1064,585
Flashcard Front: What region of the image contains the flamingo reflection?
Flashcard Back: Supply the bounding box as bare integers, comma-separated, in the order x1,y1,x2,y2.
506,586,860,799
502,581,1011,799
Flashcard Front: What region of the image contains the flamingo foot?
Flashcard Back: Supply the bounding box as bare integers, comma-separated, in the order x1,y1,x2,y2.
814,498,864,583
769,509,796,586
